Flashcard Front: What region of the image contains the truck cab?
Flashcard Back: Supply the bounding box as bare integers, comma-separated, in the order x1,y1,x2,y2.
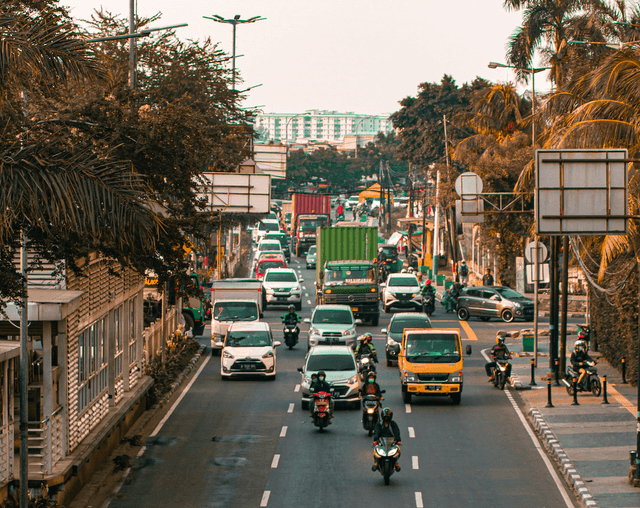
398,328,471,405
293,214,330,256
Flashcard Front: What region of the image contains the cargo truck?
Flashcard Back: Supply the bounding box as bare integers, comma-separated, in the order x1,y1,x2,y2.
291,193,331,256
316,226,380,326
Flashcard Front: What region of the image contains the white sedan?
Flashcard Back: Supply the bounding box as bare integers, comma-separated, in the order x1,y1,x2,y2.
221,322,280,380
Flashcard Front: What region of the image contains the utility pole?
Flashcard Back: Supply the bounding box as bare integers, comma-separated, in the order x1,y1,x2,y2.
432,167,441,276
379,160,384,227
129,0,136,88
559,235,569,373
408,163,413,218
386,161,392,233
19,232,28,508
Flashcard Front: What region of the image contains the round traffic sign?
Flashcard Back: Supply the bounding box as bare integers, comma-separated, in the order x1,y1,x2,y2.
524,241,548,263
454,172,483,198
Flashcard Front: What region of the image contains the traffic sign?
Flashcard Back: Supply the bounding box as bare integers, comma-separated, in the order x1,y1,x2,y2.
524,241,548,264
454,172,483,198
526,264,550,283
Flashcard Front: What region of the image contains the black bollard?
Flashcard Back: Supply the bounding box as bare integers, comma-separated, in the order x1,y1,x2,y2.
555,359,560,386
571,376,579,405
602,375,610,404
545,378,554,408
530,359,537,386
622,358,627,384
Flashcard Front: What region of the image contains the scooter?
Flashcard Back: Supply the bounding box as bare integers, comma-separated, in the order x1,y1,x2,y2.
491,357,511,390
563,360,601,396
361,392,385,436
283,324,299,350
311,391,333,432
358,353,377,381
372,437,401,485
378,261,389,283
422,292,435,316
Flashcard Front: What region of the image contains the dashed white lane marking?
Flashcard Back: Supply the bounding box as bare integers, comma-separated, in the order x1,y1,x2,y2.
260,491,271,507
415,492,424,508
271,454,280,468
305,293,309,297
405,404,412,413
280,426,287,437
288,403,295,413
294,384,300,392
307,300,312,305
408,427,415,438
412,456,419,469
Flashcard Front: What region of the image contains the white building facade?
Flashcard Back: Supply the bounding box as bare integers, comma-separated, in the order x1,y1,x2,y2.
254,110,394,145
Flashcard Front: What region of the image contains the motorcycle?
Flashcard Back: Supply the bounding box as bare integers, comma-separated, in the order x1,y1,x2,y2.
422,292,435,316
491,357,511,390
337,213,345,221
357,352,377,380
283,324,299,350
361,392,384,436
311,391,333,432
378,261,389,283
577,324,591,350
563,360,601,396
372,437,401,485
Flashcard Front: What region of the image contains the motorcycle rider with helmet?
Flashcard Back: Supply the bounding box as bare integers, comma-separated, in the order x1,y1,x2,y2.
373,408,402,471
570,340,595,385
309,370,334,417
485,336,512,382
355,333,378,363
282,305,300,341
360,371,383,398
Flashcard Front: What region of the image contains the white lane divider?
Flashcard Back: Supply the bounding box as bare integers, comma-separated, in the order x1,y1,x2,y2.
408,427,415,438
412,456,419,470
415,492,424,508
307,300,312,305
287,403,295,413
271,454,280,468
280,426,287,438
260,491,271,507
405,404,412,414
294,384,300,392
305,293,309,297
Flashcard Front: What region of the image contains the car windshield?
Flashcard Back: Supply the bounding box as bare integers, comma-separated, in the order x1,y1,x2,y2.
308,246,316,255
325,267,375,284
258,262,284,275
312,309,353,325
214,302,258,321
388,276,419,287
265,272,297,282
259,242,281,252
380,247,396,257
389,316,432,333
259,222,279,232
405,334,460,363
307,354,355,371
494,287,526,299
225,330,271,347
300,218,327,232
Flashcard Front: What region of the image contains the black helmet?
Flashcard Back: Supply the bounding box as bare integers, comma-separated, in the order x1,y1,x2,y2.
496,336,505,345
381,408,393,423
367,371,377,381
288,304,295,311
317,370,326,381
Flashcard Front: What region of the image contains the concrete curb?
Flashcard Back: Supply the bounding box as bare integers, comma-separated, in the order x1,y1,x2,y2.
529,408,599,507
538,311,587,319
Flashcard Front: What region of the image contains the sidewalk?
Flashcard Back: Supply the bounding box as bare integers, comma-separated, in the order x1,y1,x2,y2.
504,334,639,508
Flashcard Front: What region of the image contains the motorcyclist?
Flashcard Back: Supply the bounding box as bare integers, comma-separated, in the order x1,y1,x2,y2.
355,333,378,363
360,371,383,398
337,203,345,217
421,279,436,298
485,336,512,382
372,408,402,471
282,305,300,341
309,370,334,417
570,340,595,385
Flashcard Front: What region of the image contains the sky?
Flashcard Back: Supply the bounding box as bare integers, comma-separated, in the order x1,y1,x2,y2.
61,0,551,116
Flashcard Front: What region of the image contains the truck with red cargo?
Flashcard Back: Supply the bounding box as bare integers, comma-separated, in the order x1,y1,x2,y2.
291,193,331,257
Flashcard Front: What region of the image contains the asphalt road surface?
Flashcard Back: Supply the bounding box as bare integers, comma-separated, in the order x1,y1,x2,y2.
110,254,578,508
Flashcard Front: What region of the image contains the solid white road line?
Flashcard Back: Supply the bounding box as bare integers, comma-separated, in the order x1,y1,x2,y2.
405,404,412,414
408,427,416,438
504,389,575,507
260,491,271,507
412,456,419,470
271,454,280,468
280,426,288,438
150,354,211,437
415,492,424,508
288,403,295,413
294,384,300,392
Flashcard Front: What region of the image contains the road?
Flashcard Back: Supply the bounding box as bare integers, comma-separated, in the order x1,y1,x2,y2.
110,252,578,508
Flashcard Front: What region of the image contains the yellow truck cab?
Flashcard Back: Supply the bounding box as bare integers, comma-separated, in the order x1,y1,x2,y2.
398,328,471,405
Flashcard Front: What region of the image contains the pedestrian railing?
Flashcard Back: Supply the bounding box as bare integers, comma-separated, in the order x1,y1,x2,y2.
0,422,13,483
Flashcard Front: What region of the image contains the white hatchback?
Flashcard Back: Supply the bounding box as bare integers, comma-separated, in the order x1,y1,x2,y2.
221,322,280,380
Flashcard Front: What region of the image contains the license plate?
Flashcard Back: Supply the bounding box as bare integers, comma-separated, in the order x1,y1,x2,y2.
426,385,441,391
241,364,256,370
277,297,288,301
351,307,358,312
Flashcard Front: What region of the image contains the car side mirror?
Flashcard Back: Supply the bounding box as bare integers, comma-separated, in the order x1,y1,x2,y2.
355,319,363,325
303,318,311,323
273,341,281,347
297,367,303,373
381,328,387,334
299,279,304,283
466,345,472,356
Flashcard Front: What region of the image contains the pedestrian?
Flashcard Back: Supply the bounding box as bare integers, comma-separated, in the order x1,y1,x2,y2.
483,268,494,286
459,260,469,285
404,243,408,260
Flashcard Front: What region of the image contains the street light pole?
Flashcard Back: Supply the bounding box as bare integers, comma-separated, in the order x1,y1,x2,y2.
204,14,266,90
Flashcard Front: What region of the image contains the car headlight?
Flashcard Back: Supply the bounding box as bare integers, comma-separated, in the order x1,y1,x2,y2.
402,371,416,382
367,408,375,414
262,351,274,359
514,302,522,308
266,288,274,294
310,327,320,335
292,288,301,294
347,376,358,384
450,376,462,383
342,329,352,337
222,351,234,359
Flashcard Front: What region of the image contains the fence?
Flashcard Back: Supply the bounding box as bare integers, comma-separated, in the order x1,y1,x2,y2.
143,305,177,361
27,405,64,476
0,422,12,483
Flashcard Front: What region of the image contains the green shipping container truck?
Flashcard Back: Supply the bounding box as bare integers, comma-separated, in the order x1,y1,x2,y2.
316,226,380,326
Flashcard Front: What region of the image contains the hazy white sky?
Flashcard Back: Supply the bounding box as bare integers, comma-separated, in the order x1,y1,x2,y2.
62,0,550,116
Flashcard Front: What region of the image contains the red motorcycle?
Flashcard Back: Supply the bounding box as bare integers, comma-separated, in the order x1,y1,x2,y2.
311,391,333,432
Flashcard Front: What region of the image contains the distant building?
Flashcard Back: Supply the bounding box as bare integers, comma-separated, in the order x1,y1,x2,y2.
254,110,394,146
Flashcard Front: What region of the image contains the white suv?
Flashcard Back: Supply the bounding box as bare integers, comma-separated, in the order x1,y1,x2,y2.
304,305,359,349
221,322,280,380
262,268,303,310
382,273,422,312
253,239,284,263
253,219,281,244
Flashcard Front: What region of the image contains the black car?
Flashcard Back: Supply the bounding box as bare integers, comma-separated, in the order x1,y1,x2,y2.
381,312,432,366
456,286,534,323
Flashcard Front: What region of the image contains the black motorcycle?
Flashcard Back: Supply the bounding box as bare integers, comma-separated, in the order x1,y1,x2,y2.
564,360,601,396
378,261,389,283
283,324,299,350
373,437,401,485
422,292,435,316
491,358,511,390
357,352,377,380
361,392,384,436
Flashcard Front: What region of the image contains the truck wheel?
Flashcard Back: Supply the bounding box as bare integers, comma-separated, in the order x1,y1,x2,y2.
371,314,379,326
301,400,309,411
183,313,195,333
403,391,411,404
450,393,461,405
